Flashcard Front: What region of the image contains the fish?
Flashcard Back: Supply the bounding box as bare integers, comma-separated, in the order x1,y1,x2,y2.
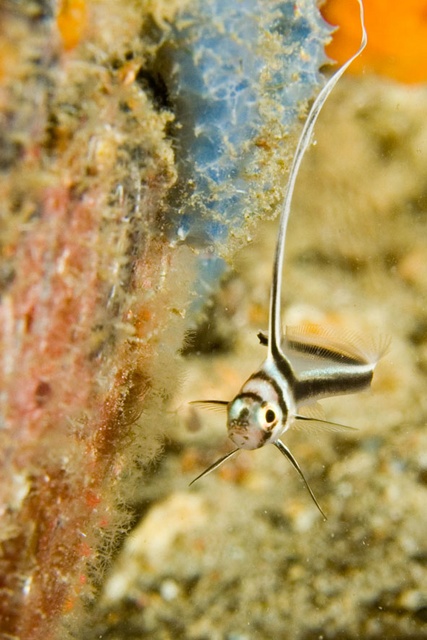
190,0,386,519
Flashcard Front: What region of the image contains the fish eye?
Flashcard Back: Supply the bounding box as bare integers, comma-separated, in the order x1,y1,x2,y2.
262,405,277,425
265,409,275,423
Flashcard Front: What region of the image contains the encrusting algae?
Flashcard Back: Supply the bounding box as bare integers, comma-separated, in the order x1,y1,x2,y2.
0,1,180,637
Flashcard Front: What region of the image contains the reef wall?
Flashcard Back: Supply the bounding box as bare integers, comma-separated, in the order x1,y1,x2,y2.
0,1,329,637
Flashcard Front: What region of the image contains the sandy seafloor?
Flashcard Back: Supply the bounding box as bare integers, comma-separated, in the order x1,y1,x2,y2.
83,76,427,639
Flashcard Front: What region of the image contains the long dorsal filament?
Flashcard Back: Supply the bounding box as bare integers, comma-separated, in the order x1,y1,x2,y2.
269,0,367,360
190,2,373,519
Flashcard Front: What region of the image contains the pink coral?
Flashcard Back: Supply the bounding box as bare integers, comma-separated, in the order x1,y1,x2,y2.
0,2,179,637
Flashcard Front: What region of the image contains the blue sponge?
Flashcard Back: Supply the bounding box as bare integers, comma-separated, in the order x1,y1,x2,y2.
161,0,331,305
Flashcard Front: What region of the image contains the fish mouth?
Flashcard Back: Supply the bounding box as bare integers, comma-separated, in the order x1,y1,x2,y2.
228,424,269,450
228,418,249,429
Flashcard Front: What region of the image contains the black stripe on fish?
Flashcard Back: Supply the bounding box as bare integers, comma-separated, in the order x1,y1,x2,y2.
247,370,289,423
295,367,373,404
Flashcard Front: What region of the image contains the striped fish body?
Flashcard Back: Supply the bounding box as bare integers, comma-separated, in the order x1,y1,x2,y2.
227,325,387,450
190,2,375,519
227,358,295,449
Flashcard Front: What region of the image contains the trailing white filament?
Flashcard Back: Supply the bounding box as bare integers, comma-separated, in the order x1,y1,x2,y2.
269,0,367,359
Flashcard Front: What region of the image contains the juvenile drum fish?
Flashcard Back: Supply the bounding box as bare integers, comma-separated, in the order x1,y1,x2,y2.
190,0,388,519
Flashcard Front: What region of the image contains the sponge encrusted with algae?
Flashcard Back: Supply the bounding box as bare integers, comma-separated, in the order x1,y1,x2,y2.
0,1,330,638
162,0,331,251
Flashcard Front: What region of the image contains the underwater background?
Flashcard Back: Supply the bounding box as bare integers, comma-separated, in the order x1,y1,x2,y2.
1,0,427,638
91,75,427,639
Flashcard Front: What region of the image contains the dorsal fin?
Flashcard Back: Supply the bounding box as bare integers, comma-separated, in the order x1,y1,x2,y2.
285,324,390,366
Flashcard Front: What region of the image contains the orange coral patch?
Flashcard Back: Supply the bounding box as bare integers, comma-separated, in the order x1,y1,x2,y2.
322,0,427,83
57,0,88,50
